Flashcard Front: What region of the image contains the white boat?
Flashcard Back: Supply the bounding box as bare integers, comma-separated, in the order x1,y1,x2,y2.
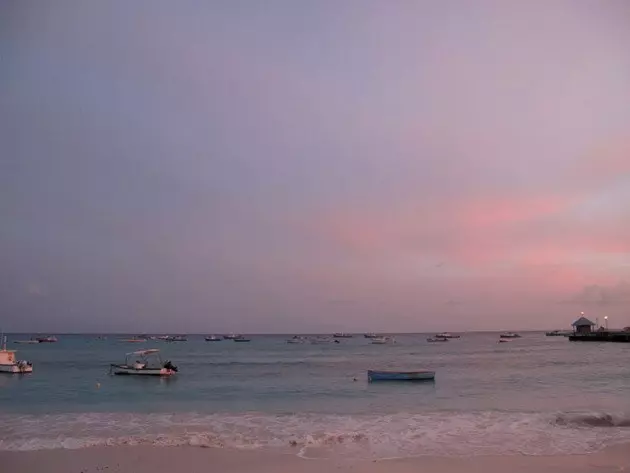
364,333,378,339
371,336,394,344
500,332,521,339
223,334,242,340
286,336,307,344
435,332,460,339
205,335,222,341
333,333,353,338
0,336,33,374
110,349,177,376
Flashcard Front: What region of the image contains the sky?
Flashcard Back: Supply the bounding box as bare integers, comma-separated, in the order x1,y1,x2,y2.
1,1,629,333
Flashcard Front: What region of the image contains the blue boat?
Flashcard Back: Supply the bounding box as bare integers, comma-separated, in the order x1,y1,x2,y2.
367,369,435,382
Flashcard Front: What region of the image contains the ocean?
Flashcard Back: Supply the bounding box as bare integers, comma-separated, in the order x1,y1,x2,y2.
1,332,629,458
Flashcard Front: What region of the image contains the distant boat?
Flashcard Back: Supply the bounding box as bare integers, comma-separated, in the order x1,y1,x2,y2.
367,369,435,382
545,330,570,337
333,333,353,338
500,333,521,339
364,333,379,339
223,334,242,340
36,336,57,343
498,339,511,343
286,336,307,344
435,332,460,339
14,338,40,344
204,335,222,342
166,335,188,342
371,336,394,344
427,337,449,342
233,336,251,343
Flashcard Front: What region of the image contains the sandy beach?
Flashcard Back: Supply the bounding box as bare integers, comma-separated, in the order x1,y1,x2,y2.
2,444,629,473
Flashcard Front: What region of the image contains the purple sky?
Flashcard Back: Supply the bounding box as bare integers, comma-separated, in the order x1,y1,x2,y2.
1,1,629,333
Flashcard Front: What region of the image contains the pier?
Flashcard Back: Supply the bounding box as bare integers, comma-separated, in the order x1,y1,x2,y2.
567,314,630,343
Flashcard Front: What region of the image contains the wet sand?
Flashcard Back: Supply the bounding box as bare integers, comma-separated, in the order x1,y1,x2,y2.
2,444,630,473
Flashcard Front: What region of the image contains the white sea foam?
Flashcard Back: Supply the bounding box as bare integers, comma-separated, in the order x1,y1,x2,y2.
1,411,629,458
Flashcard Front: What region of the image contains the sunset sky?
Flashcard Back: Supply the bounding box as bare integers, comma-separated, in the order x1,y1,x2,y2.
2,1,629,333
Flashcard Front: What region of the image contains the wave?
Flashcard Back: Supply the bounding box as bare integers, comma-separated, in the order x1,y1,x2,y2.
1,411,629,457
554,413,630,427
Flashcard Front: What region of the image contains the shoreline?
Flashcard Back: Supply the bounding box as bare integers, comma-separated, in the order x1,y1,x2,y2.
2,443,629,473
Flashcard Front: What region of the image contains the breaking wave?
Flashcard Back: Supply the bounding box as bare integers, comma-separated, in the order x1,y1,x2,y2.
1,411,629,458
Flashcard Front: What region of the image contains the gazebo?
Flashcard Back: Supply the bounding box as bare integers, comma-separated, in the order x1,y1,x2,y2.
572,316,595,334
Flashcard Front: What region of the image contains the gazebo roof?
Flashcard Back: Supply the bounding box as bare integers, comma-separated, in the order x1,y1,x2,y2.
572,316,595,327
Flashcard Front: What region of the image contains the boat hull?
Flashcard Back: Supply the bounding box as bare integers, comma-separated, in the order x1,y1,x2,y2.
0,363,33,374
367,370,435,382
110,365,175,376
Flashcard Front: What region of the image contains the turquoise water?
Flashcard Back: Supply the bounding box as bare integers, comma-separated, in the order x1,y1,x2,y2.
1,333,629,457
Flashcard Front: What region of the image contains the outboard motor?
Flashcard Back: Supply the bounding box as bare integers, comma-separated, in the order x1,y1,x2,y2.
163,360,178,372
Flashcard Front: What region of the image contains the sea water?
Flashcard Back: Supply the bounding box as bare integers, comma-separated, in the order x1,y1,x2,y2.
1,333,629,458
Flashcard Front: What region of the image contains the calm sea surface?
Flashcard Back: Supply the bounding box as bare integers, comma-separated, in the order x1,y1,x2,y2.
1,332,629,457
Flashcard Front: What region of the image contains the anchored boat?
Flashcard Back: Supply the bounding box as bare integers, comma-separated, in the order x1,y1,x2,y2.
110,349,177,376
0,336,33,374
367,370,435,382
204,335,222,341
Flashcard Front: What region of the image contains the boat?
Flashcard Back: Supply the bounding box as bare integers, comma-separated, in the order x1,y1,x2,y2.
0,336,33,374
371,336,394,344
364,333,378,338
14,338,40,344
367,369,435,382
500,332,521,338
545,330,571,337
498,339,511,343
435,332,460,339
333,333,353,338
223,334,242,340
427,336,449,342
165,335,188,342
286,336,307,344
233,336,251,342
205,335,222,342
110,349,177,376
36,335,57,343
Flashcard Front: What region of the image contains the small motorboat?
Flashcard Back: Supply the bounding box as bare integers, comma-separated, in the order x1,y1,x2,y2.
333,333,353,338
169,335,188,342
371,336,394,344
205,335,222,342
498,339,511,343
364,333,378,339
36,335,57,343
233,336,251,342
0,336,33,374
110,349,177,376
223,334,242,340
427,337,449,342
286,336,307,344
367,369,435,382
500,332,521,339
435,332,460,339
